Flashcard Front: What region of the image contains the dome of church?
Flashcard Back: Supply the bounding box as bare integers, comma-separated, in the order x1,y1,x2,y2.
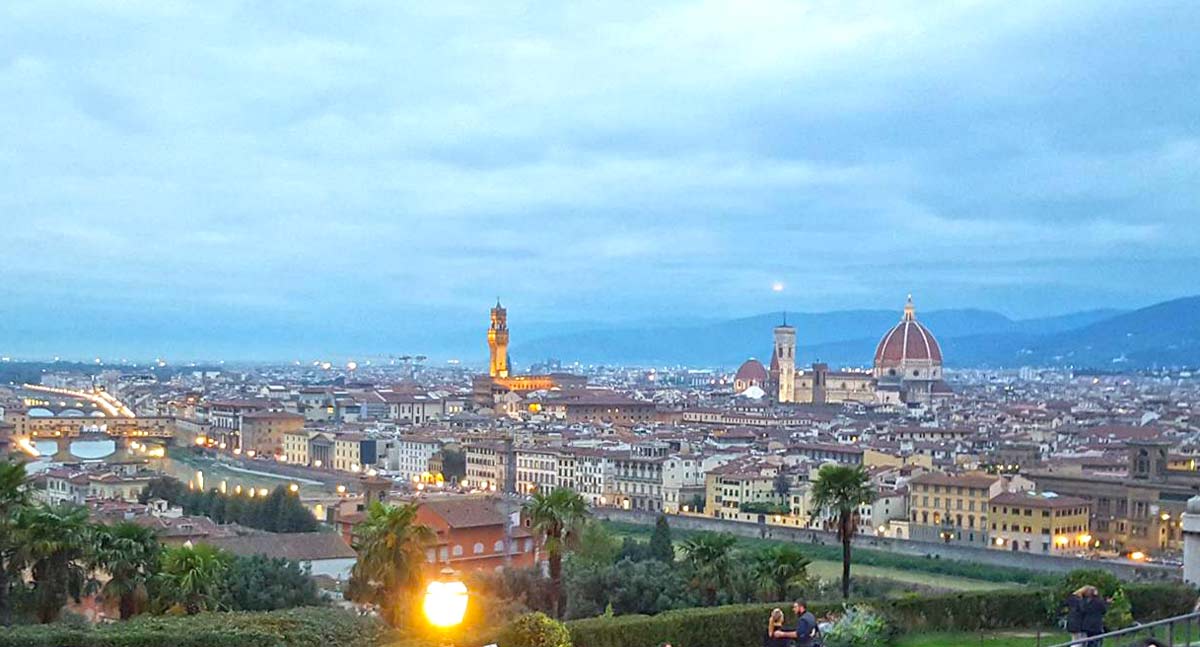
735,358,768,383
874,296,943,369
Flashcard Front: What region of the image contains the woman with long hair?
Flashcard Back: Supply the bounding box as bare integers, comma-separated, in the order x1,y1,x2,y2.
765,608,789,647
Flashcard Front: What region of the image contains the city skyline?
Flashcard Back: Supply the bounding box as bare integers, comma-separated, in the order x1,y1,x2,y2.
1,2,1197,359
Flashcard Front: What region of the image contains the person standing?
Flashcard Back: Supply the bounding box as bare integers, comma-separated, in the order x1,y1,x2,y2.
1065,586,1088,645
773,600,818,647
1080,586,1108,647
765,609,789,647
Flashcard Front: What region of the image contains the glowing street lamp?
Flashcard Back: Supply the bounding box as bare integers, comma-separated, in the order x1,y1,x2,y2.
423,567,468,630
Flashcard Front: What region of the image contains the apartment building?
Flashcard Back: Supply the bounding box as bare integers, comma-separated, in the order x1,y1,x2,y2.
989,491,1092,555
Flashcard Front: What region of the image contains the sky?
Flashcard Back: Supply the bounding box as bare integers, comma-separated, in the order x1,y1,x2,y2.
0,1,1197,361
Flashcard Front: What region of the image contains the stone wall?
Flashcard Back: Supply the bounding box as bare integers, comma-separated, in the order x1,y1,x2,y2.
595,507,1179,582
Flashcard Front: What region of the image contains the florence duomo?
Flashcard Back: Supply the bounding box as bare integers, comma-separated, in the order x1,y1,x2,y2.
734,295,951,405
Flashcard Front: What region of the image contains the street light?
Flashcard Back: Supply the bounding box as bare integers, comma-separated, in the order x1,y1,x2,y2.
423,567,468,630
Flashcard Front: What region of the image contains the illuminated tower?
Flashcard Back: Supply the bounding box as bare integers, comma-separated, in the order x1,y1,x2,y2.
773,316,796,403
488,300,510,378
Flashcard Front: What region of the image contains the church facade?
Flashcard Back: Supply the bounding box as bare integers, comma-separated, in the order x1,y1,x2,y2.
735,296,949,405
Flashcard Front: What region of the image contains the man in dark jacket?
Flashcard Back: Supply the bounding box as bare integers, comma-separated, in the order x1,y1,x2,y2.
1080,589,1108,647
1065,588,1087,644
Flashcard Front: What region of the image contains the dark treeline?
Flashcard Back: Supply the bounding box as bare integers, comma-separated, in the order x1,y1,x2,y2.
139,477,318,533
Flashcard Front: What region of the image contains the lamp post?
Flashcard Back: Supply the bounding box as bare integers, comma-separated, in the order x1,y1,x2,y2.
423,567,468,645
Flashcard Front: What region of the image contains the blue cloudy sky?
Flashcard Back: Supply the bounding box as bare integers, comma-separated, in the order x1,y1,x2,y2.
1,1,1197,360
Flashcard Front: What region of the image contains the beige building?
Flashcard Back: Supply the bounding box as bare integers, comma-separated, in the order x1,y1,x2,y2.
989,491,1091,555
239,410,304,457
908,471,1034,546
705,459,785,520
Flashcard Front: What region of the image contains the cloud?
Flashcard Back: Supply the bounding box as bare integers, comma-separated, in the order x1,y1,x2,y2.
0,0,1197,358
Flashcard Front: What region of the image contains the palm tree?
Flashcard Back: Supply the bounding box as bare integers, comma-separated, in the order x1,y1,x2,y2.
752,544,811,601
679,531,737,606
95,522,161,619
349,501,435,626
156,544,228,614
809,463,876,599
0,460,29,626
18,504,96,623
523,487,589,618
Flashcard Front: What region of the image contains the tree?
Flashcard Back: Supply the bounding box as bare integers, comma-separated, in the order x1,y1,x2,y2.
523,487,589,619
155,544,229,614
95,521,161,619
679,531,737,606
0,460,29,626
773,471,792,498
752,544,811,601
648,515,674,563
441,449,466,482
225,555,324,611
574,520,620,568
348,501,435,626
18,504,96,623
809,464,876,599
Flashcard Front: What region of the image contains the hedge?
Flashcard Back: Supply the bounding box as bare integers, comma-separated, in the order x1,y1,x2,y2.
543,584,1196,647
0,607,383,647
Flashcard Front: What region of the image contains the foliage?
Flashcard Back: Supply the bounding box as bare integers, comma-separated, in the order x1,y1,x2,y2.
648,516,674,563
224,555,325,612
524,488,590,618
141,477,318,533
574,521,620,568
809,464,876,600
95,521,162,619
348,501,435,626
773,472,792,498
822,605,893,647
0,606,383,647
1105,587,1133,631
606,520,1053,585
155,544,230,615
1125,582,1196,620
564,558,695,619
499,612,573,647
616,537,651,562
679,532,737,606
440,448,466,482
0,459,30,626
739,502,791,515
751,544,811,602
17,503,97,623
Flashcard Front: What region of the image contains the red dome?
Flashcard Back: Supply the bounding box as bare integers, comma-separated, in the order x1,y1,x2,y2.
735,358,768,382
874,297,942,367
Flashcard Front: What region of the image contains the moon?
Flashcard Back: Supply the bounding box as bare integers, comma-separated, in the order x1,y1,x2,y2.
771,281,785,292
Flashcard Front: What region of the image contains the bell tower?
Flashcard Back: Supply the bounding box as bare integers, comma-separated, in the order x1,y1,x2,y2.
773,315,796,403
488,300,510,378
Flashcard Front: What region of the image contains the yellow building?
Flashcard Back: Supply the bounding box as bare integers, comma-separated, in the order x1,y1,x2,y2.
705,459,785,520
333,433,364,473
989,491,1091,555
908,471,1034,546
283,429,312,465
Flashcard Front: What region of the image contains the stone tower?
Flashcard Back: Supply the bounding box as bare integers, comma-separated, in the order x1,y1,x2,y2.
773,318,796,403
488,300,510,378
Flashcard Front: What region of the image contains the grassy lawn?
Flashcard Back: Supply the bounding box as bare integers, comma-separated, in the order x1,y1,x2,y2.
604,520,1021,592
896,630,1069,647
805,559,1011,592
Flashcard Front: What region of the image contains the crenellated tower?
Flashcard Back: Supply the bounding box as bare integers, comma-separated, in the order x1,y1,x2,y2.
488,299,510,378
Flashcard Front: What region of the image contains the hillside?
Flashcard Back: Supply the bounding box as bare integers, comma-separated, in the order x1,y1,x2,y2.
515,299,1199,369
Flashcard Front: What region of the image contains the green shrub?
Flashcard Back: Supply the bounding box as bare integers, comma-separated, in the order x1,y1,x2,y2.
822,606,892,647
499,612,572,647
876,589,1047,632
1126,582,1197,620
0,607,381,647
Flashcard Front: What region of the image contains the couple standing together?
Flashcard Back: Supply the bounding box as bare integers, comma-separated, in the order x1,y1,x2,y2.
1065,586,1108,647
765,600,819,647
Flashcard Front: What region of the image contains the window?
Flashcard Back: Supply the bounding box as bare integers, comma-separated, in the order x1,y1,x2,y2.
494,540,505,553
474,542,484,555
452,545,464,557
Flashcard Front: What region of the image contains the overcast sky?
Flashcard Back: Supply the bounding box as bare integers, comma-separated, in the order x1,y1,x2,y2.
1,1,1197,360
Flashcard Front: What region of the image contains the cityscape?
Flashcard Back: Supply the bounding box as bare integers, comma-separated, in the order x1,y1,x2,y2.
2,3,1199,647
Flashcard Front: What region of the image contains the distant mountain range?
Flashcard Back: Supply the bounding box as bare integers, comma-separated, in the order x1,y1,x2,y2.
513,296,1200,369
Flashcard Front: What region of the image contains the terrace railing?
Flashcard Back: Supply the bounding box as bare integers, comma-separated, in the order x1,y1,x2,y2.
1044,611,1200,647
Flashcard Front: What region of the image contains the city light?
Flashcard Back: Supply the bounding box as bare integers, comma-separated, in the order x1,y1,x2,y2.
423,568,468,629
